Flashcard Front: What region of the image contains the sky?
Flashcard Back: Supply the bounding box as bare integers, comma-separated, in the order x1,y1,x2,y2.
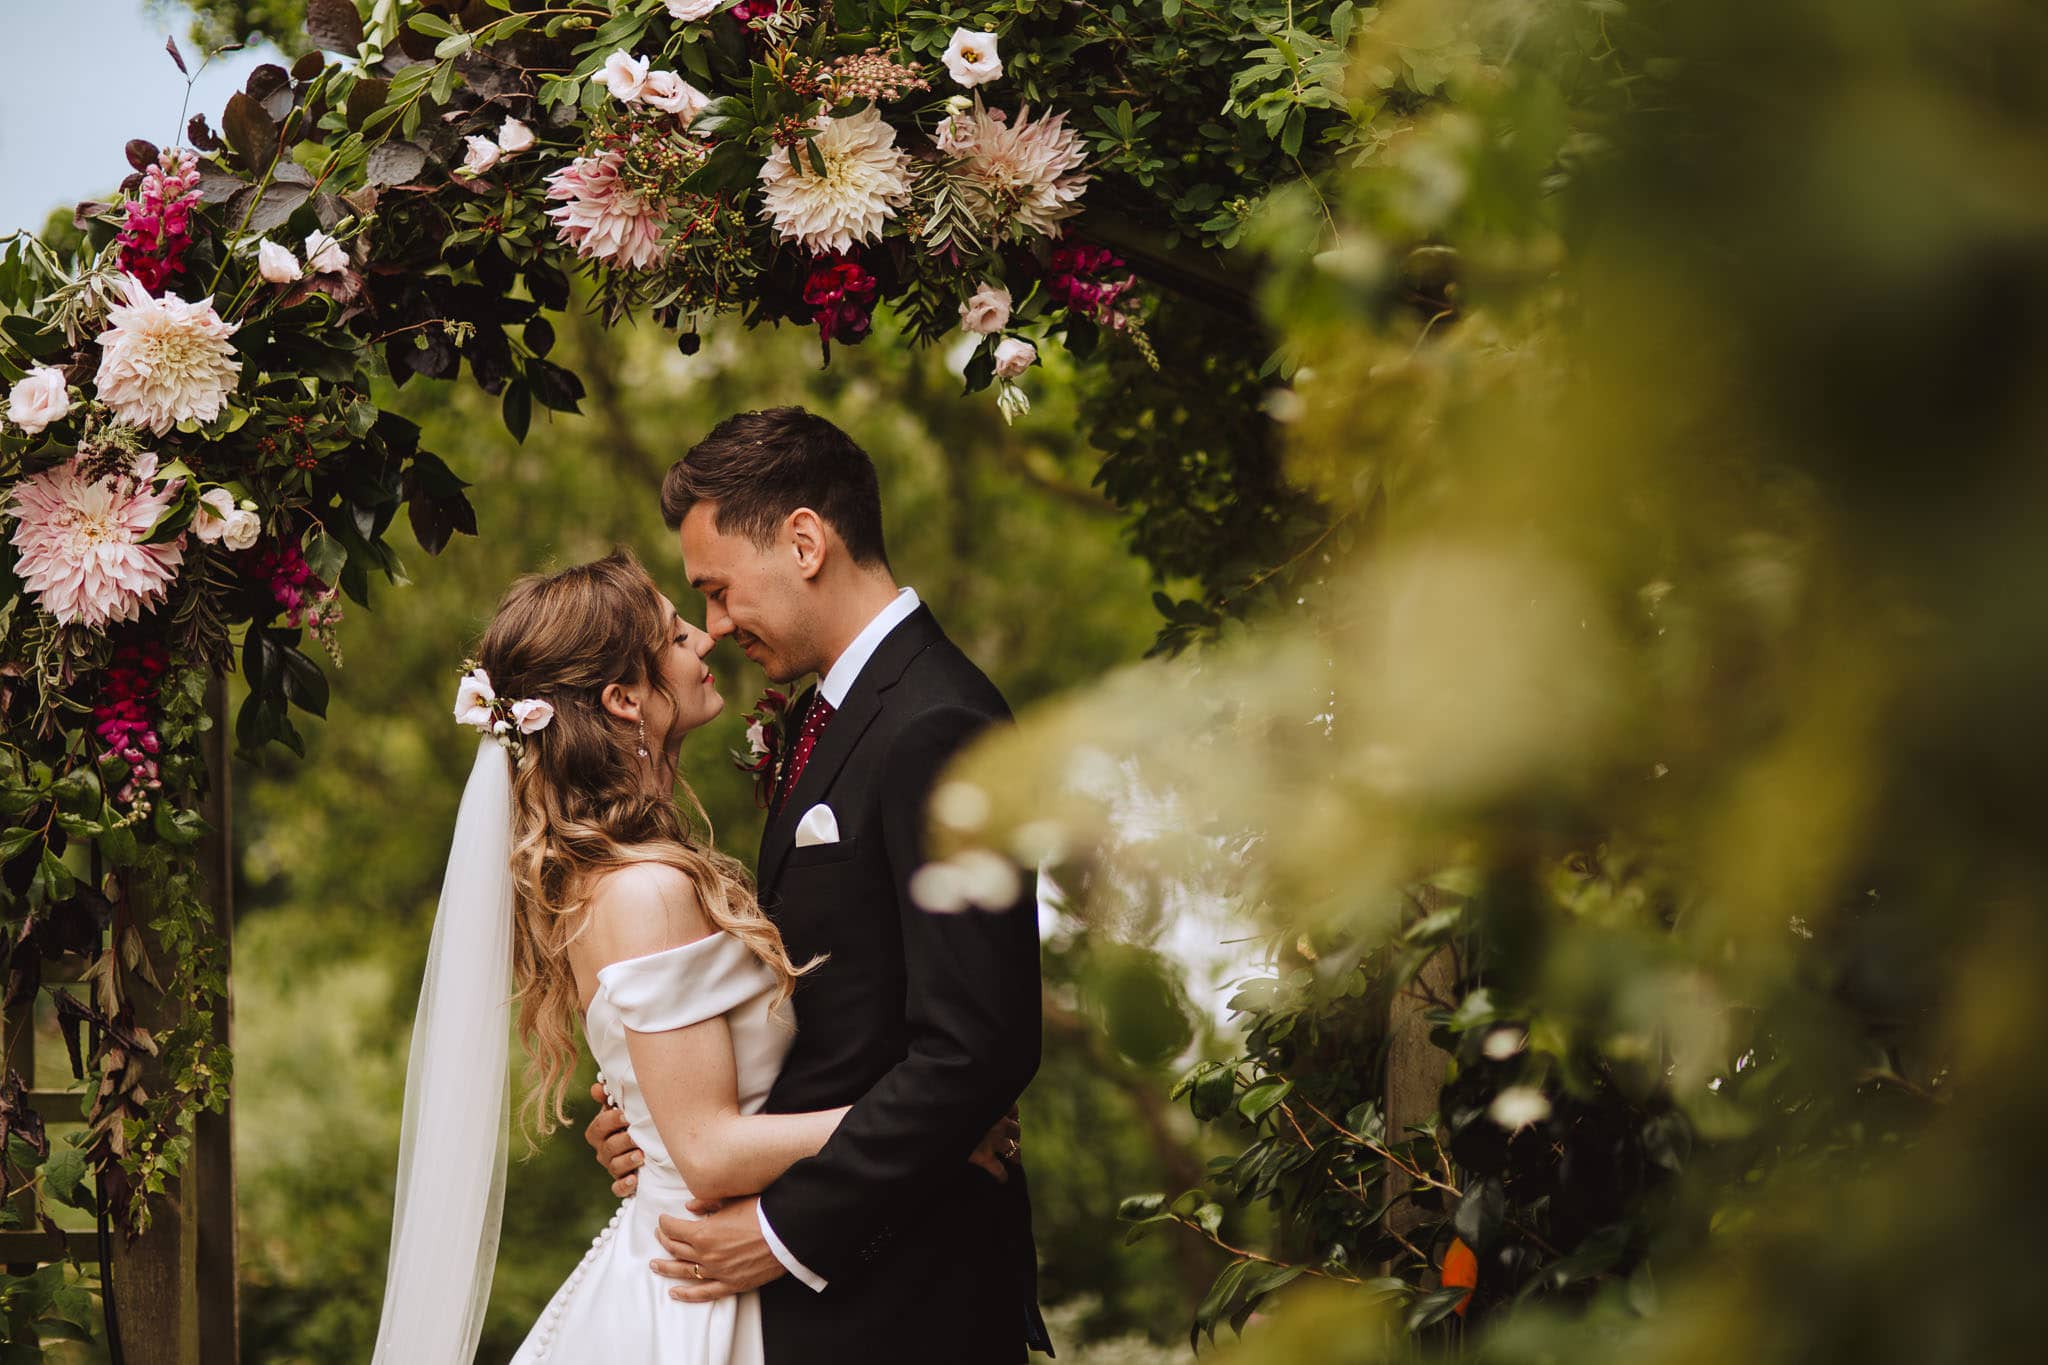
0,0,279,234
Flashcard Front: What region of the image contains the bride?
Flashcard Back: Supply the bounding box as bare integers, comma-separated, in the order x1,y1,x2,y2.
368,551,1007,1364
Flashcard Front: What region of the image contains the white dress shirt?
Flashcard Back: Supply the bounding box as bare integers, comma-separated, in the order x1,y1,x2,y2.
756,585,920,1292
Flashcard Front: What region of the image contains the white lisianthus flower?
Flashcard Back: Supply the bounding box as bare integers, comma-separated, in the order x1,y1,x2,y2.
745,720,770,758
756,106,912,254
995,382,1031,425
958,282,1011,334
664,0,722,19
6,366,71,435
93,275,241,435
192,487,237,543
1482,1027,1527,1061
453,670,496,730
992,336,1037,378
496,117,535,154
941,28,1003,87
461,135,502,175
510,697,555,734
256,239,302,283
303,230,348,274
221,506,262,551
593,51,652,103
641,71,710,122
1488,1086,1552,1132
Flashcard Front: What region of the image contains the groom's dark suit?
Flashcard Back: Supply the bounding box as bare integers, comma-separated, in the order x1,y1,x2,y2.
753,603,1047,1364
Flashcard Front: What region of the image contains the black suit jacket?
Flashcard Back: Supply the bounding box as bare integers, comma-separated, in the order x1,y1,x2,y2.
753,605,1046,1364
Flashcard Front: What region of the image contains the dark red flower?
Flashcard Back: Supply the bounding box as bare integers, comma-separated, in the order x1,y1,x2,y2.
802,253,880,350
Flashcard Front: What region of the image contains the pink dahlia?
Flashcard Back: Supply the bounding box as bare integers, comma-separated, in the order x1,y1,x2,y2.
117,148,203,295
937,99,1089,240
94,274,242,435
5,453,186,629
544,151,668,270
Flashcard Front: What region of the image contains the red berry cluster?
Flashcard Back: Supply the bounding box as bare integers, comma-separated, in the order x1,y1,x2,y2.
94,641,170,805
803,253,879,348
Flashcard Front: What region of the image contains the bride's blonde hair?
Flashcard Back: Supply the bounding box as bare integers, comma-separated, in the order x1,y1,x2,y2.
477,550,805,1137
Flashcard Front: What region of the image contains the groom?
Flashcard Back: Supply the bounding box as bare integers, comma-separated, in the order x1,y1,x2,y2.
584,406,1051,1362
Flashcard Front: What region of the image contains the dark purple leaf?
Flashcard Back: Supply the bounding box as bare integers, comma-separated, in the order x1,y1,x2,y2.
187,113,221,151
165,35,188,75
306,0,367,54
125,139,159,173
222,91,279,173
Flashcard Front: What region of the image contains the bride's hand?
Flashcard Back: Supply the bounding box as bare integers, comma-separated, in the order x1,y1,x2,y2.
967,1106,1021,1183
585,1081,646,1198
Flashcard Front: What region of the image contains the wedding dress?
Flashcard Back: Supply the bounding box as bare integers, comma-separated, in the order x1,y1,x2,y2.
509,931,795,1365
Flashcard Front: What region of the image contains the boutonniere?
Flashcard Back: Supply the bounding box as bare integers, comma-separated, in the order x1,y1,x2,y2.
731,686,794,809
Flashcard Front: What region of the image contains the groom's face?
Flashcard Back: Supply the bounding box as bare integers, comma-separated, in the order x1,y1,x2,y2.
679,501,819,684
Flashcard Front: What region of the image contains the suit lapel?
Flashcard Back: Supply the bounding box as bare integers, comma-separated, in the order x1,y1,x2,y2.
758,607,944,896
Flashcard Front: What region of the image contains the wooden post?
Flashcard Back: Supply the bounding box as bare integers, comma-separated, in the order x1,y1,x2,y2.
1383,947,1456,1252
110,682,237,1364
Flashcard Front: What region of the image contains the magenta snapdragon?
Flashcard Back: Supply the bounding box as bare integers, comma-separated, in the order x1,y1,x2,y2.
116,148,203,296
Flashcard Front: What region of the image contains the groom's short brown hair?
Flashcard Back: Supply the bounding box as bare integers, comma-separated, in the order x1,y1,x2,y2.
661,407,889,566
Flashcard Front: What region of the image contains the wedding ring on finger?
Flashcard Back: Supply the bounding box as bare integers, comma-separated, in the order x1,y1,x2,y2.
692,1262,704,1280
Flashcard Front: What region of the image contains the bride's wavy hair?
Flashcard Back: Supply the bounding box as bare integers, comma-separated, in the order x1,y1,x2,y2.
477,549,806,1138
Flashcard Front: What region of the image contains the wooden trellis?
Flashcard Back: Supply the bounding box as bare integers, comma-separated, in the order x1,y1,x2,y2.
0,690,237,1364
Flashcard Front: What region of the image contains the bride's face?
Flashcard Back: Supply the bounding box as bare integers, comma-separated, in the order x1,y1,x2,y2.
646,597,724,751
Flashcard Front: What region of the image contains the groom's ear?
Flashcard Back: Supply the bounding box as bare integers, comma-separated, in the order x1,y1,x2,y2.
787,508,828,581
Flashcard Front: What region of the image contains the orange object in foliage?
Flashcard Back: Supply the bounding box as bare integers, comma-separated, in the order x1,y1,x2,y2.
1441,1237,1478,1316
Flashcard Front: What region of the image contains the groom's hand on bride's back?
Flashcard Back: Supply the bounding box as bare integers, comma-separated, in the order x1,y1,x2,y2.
585,1081,646,1198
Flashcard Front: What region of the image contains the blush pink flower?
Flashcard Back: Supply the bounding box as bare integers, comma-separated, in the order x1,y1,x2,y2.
4,453,185,629
544,151,668,270
938,99,1089,240
93,274,242,435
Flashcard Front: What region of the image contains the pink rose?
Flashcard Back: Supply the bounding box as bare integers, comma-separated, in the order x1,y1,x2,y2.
958,282,1011,335
993,336,1037,379
641,71,709,123
461,135,502,175
497,117,535,154
593,51,651,103
6,366,71,435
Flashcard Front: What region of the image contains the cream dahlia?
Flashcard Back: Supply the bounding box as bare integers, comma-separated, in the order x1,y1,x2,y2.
93,275,242,435
5,452,185,629
757,107,912,254
544,151,668,270
939,100,1089,240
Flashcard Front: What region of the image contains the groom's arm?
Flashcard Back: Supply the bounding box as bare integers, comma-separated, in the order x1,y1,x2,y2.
756,703,1042,1288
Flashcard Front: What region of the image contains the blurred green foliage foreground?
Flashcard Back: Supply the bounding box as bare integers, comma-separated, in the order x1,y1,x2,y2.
927,0,2048,1361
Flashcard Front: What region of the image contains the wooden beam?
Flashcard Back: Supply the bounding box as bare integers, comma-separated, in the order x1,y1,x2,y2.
1079,210,1261,322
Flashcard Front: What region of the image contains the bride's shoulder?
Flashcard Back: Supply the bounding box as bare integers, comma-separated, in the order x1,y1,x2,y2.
580,862,713,968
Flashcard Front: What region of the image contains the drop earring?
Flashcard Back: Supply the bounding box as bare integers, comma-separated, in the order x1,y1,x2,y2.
636,720,649,759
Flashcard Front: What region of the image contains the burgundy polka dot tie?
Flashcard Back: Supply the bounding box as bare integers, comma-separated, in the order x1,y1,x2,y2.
776,696,835,813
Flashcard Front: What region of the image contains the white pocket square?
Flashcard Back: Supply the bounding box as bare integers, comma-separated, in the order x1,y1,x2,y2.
793,803,840,848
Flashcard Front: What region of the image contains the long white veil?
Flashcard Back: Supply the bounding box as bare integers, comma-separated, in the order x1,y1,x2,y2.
370,738,515,1363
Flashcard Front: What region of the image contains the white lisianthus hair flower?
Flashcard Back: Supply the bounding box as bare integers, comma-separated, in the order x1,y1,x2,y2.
256,239,302,283
496,117,535,154
510,697,555,734
641,71,710,122
993,336,1037,378
461,135,502,176
303,230,348,274
756,106,912,254
664,0,723,20
593,51,652,103
6,366,71,435
958,282,1011,334
453,670,496,730
941,28,1003,87
93,275,241,435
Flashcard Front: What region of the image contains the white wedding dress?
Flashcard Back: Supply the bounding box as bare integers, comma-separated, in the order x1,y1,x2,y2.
509,931,795,1365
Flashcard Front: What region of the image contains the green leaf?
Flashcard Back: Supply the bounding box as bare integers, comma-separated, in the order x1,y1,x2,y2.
0,826,38,861
1405,1284,1472,1333
42,1144,89,1211
1238,1076,1293,1122
303,530,347,585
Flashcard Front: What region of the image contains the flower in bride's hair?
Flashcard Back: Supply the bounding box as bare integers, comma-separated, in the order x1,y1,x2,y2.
454,668,496,730
511,697,555,734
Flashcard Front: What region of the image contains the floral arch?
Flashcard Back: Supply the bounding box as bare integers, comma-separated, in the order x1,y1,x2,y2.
0,0,1406,1346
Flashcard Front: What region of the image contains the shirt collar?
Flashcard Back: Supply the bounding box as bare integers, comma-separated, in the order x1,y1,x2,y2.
818,587,921,708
